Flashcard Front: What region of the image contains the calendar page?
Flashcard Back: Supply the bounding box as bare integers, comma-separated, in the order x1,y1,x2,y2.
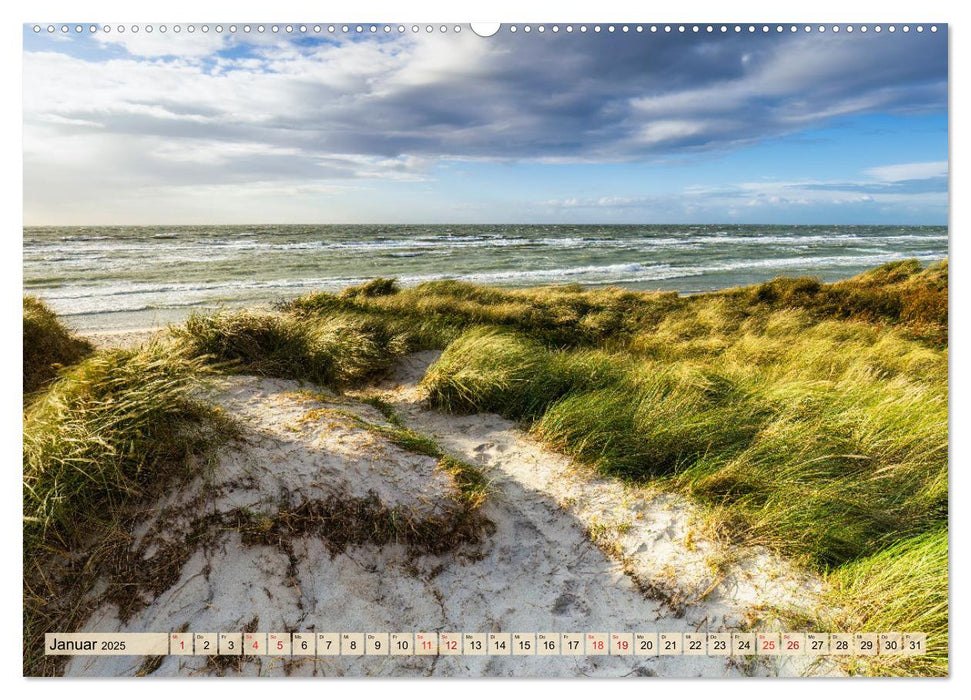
21,15,948,679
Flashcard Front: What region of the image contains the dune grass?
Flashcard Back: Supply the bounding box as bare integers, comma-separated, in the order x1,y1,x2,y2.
407,260,947,675
423,327,626,419
287,259,947,349
171,309,414,388
417,263,947,564
832,528,948,676
23,296,92,398
23,343,230,551
423,319,946,566
23,341,234,675
287,278,681,347
738,259,948,346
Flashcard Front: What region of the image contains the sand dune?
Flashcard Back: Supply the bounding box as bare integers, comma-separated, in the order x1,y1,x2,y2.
63,353,836,677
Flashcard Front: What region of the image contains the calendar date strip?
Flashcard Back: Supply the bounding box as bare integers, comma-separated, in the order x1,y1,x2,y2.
45,631,927,657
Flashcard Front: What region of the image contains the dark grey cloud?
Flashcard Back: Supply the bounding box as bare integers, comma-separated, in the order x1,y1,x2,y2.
26,29,947,163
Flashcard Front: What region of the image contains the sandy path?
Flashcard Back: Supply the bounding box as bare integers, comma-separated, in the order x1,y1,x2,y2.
62,354,835,677
375,353,829,626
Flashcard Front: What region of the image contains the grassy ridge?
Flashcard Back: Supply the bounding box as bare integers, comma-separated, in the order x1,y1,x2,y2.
287,259,947,348
23,342,233,675
422,314,946,568
834,527,948,676
23,296,92,397
288,259,947,675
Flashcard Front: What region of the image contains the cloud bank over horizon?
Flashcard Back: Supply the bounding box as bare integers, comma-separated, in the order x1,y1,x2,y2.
23,25,948,225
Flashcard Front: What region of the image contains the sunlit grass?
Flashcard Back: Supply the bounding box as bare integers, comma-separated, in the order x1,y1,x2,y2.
832,528,948,676
23,343,229,550
171,310,414,388
23,296,92,398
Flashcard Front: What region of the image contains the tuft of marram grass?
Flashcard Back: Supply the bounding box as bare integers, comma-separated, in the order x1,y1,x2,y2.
23,342,234,676
171,310,412,388
23,343,229,550
535,370,764,481
832,528,948,676
423,327,625,419
339,277,399,298
23,296,93,397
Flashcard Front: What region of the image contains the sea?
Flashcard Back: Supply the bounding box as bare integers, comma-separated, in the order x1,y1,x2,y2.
23,224,949,332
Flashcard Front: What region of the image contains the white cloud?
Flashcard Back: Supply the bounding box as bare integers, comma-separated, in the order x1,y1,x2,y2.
542,166,946,218
865,161,948,182
636,120,705,144
92,29,231,58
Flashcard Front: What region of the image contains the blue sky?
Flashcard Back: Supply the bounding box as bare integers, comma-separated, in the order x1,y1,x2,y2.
22,24,948,225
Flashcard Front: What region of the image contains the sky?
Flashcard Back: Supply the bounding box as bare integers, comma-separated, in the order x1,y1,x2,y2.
22,23,948,225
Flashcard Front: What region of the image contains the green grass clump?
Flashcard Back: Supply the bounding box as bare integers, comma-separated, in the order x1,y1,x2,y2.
832,528,948,676
536,367,763,480
423,327,626,419
670,320,947,566
172,310,411,388
339,277,399,298
23,296,92,397
23,343,232,676
23,343,227,550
